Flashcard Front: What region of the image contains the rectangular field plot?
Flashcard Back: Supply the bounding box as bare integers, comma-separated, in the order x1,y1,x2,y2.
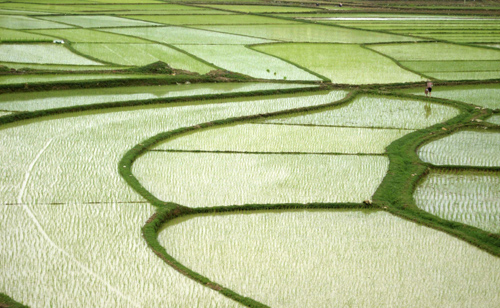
176,45,320,80
134,152,388,206
0,28,54,42
195,24,421,43
0,15,72,29
402,83,500,109
369,42,500,61
253,43,422,84
29,28,149,43
72,43,214,72
418,130,500,167
155,123,407,154
0,74,153,85
39,15,161,28
0,203,241,307
160,210,500,307
265,95,460,130
0,44,102,65
415,169,500,233
103,26,273,45
124,14,296,26
0,82,317,111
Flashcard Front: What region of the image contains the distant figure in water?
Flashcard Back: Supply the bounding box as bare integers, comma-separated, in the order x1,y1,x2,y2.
339,3,343,7
425,80,433,97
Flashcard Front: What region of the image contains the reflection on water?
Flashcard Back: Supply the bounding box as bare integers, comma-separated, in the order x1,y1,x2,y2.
424,102,432,118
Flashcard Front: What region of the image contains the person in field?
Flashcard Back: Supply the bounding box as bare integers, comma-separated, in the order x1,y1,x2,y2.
425,80,433,97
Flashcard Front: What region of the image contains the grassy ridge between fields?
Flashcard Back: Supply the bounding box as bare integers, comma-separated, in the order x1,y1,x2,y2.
116,88,500,306
0,293,29,308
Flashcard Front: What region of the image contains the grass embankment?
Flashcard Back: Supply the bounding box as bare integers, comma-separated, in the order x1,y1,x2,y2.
116,86,500,306
0,293,28,308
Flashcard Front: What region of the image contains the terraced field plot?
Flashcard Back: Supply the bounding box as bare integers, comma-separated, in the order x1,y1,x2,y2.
418,130,500,167
103,26,272,44
402,83,500,109
72,43,214,71
29,28,148,43
0,15,72,29
196,23,421,43
0,44,102,65
415,169,500,233
369,42,500,80
39,15,160,28
160,210,500,307
176,45,320,80
264,95,460,130
126,14,297,25
0,82,316,111
253,43,423,84
1,1,500,307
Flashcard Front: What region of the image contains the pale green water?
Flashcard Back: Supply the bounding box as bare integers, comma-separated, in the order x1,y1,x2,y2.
103,26,272,45
0,74,152,85
126,14,296,25
72,43,215,72
195,24,420,43
134,152,388,206
403,84,500,109
370,43,500,61
39,15,160,28
253,43,423,84
265,95,460,130
418,130,500,167
175,45,320,80
414,169,500,233
156,123,407,154
0,83,318,111
0,15,71,29
0,44,102,65
160,210,500,307
29,28,148,43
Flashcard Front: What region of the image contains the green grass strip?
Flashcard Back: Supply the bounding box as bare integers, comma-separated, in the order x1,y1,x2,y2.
0,293,29,308
371,91,500,257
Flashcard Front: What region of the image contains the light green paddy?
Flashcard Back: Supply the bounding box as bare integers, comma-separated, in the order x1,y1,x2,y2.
103,26,272,45
403,83,500,109
39,15,160,28
0,82,318,111
160,210,500,307
0,15,72,29
29,28,148,43
0,74,152,85
264,95,460,130
253,43,423,84
195,23,420,43
415,169,500,233
176,45,320,80
134,152,388,206
156,123,407,154
0,44,102,65
125,14,296,25
0,28,54,42
72,43,214,72
418,130,500,167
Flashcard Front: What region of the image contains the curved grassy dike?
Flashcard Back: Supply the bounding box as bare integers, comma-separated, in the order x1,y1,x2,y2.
371,92,500,256
117,88,499,306
0,293,28,308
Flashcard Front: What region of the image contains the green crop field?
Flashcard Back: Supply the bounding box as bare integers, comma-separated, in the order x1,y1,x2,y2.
1,0,500,307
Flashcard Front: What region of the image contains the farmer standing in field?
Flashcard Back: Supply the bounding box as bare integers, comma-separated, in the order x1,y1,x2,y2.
425,80,433,97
